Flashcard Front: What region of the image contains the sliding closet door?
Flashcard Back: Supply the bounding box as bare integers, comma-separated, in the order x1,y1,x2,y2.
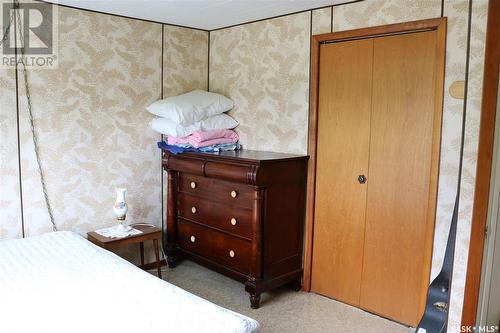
311,39,373,306
359,31,439,326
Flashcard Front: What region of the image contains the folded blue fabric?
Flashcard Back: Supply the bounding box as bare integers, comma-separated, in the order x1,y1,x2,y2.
198,143,241,152
157,141,198,154
158,141,241,154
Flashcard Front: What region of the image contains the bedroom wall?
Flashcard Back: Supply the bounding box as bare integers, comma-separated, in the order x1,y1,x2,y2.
0,0,22,240
0,0,489,330
0,64,22,238
163,25,208,96
208,0,488,331
0,4,208,262
16,6,163,237
210,12,311,154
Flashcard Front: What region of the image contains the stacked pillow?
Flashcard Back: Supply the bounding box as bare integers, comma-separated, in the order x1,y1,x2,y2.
148,90,238,137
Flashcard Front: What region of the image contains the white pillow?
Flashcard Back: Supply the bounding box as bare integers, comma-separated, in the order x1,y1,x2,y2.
146,90,234,126
150,113,239,138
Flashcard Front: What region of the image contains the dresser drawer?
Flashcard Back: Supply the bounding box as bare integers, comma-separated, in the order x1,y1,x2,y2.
178,220,253,275
178,193,254,240
179,173,255,209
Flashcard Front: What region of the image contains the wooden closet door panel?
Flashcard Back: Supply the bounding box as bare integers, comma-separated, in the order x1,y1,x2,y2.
360,31,438,326
311,39,373,305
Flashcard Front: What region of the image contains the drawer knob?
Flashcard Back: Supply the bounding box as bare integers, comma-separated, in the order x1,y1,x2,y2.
191,206,197,214
230,218,237,226
190,181,197,189
230,190,238,198
190,235,196,243
229,250,235,258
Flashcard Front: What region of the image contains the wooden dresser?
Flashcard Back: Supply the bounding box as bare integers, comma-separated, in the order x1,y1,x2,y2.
162,149,308,308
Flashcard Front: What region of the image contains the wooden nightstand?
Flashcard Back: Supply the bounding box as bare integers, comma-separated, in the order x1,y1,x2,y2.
87,224,163,278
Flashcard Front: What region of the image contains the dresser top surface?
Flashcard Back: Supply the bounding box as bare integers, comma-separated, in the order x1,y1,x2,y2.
164,149,308,164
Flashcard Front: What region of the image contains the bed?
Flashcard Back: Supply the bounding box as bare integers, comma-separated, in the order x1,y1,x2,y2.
0,231,260,333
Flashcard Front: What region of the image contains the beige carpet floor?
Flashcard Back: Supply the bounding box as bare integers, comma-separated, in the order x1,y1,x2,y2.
154,260,414,333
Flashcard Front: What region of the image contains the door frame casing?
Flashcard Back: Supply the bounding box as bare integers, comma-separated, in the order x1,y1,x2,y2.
462,0,500,327
303,17,447,292
476,76,500,328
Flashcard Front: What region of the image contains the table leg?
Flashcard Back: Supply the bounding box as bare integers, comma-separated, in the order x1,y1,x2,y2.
139,242,145,267
153,238,161,279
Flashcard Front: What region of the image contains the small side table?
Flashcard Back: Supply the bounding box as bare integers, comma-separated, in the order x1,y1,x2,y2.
87,224,163,278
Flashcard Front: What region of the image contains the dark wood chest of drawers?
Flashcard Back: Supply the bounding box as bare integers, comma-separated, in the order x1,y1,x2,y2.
162,149,308,308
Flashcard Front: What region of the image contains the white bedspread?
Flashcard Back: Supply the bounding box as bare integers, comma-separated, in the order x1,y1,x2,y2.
0,231,260,333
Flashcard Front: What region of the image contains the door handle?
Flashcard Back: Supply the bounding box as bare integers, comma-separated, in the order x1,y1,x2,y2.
358,175,367,184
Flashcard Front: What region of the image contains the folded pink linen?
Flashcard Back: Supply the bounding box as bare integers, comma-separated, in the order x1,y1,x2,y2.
167,136,190,145
167,129,239,148
189,129,234,142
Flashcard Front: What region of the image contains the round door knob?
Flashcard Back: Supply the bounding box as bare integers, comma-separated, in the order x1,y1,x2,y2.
229,250,235,258
191,206,197,214
190,181,197,189
230,190,238,198
230,218,237,226
190,235,196,243
358,175,367,184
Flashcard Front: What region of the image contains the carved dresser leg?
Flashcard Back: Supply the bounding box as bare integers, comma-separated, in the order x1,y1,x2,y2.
165,243,178,268
245,278,262,309
249,293,261,309
291,279,302,292
166,255,177,268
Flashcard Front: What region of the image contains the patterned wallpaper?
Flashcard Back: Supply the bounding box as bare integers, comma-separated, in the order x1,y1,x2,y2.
0,5,208,262
15,7,163,237
208,1,488,331
0,66,22,240
0,0,22,240
163,25,208,97
451,0,489,331
209,12,311,154
432,0,470,289
312,7,332,35
333,0,441,30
